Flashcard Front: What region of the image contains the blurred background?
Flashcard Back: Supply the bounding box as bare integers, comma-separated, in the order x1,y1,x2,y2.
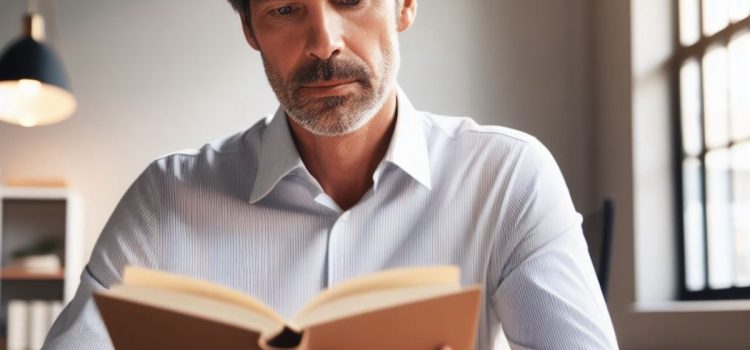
0,0,749,349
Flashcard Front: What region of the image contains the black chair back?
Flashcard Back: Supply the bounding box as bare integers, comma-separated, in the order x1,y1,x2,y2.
582,198,615,299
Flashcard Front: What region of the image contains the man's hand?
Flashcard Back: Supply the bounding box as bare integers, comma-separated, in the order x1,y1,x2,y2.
439,346,453,350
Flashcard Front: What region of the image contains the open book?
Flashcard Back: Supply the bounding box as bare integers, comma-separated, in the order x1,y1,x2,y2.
93,265,482,350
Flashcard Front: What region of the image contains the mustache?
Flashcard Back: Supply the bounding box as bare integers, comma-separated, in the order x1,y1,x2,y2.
291,58,372,91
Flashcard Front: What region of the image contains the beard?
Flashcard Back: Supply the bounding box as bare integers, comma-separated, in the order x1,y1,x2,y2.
262,42,399,137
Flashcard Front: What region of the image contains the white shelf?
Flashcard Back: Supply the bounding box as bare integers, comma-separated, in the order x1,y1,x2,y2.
0,187,71,200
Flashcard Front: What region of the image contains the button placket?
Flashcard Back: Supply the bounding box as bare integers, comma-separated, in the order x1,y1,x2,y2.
326,209,354,287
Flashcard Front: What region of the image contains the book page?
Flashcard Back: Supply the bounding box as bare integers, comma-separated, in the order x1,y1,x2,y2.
296,266,460,318
293,284,468,328
122,267,286,325
104,285,284,335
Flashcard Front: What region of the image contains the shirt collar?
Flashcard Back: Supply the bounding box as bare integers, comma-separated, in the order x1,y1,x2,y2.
249,107,305,204
248,87,432,204
381,87,432,190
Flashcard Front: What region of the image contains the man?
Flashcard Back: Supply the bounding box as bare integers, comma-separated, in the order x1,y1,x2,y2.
44,0,618,349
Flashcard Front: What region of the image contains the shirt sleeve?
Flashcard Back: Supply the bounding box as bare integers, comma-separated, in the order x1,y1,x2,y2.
43,164,161,349
490,140,618,349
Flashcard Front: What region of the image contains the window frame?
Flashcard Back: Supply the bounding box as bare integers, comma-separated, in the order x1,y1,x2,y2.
674,0,750,301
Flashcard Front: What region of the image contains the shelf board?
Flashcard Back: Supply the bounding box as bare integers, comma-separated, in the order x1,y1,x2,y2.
0,186,71,200
0,268,64,280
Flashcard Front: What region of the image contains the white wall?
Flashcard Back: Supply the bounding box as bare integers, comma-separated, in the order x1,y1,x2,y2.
0,0,597,259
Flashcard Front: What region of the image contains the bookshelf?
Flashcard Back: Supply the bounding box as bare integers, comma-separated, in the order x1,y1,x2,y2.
0,187,83,347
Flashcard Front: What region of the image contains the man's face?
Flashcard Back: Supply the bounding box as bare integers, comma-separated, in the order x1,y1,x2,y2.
246,0,406,137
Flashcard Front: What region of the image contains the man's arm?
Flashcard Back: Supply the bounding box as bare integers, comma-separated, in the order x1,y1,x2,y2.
490,140,618,349
43,267,113,349
43,164,160,349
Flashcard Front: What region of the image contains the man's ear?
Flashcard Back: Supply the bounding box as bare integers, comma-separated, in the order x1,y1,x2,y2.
240,11,260,51
397,0,417,32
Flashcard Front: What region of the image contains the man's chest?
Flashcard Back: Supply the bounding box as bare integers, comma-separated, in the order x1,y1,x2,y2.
154,185,501,318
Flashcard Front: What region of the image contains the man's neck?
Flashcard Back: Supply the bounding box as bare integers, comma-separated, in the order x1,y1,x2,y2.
288,90,398,211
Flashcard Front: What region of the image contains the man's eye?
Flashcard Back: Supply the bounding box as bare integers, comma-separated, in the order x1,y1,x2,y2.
271,5,297,16
337,0,361,6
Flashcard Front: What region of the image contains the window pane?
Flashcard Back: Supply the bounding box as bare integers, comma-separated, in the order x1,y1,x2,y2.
729,31,750,141
732,143,750,286
704,0,730,36
681,0,702,45
730,0,750,21
703,46,730,148
684,158,707,291
706,149,733,289
681,59,703,156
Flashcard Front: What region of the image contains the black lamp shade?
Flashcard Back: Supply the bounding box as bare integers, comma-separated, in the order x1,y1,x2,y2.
0,36,76,127
0,37,72,91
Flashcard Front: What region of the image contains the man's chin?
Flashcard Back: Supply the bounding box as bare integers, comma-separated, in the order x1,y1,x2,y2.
291,95,351,115
284,92,383,136
289,107,375,137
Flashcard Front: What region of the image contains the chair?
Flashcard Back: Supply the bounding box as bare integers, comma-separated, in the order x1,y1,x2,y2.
581,198,615,299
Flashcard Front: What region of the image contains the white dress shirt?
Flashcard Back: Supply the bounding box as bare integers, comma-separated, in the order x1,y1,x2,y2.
43,88,618,349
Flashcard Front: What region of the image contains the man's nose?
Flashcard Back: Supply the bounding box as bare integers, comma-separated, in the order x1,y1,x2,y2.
305,6,345,60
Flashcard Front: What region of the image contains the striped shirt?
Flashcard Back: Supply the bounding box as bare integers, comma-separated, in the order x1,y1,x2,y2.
44,88,618,349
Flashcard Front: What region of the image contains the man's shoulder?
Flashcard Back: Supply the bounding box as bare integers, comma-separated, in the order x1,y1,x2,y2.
146,116,269,178
418,111,556,178
421,112,540,150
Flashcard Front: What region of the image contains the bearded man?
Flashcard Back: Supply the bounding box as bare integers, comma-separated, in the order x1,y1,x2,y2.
44,1,618,349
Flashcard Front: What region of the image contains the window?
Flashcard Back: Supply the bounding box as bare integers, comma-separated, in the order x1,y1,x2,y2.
677,0,750,299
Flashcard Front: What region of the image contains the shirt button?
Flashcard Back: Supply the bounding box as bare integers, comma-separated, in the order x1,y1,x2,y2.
341,210,351,222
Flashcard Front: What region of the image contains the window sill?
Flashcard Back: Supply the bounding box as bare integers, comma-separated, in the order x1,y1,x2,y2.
632,300,750,313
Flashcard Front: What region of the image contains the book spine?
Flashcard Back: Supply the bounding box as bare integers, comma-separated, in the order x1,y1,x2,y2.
29,300,51,349
7,300,29,350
